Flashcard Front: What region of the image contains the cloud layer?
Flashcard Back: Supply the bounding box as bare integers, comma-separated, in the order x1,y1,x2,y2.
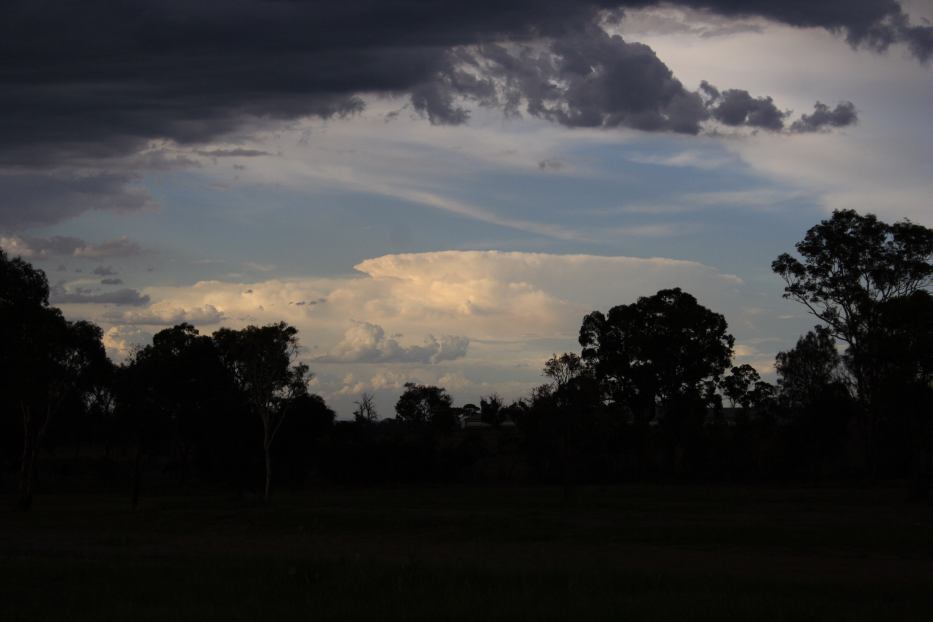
317,322,470,364
4,0,894,161
72,250,777,412
3,0,922,227
0,235,142,259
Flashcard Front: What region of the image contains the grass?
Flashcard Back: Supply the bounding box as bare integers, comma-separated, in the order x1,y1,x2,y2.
2,485,933,620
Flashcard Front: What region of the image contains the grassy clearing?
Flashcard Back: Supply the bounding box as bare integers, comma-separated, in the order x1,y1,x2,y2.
2,485,933,621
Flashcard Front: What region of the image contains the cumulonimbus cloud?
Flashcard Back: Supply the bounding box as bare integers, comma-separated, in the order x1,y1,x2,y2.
80,249,782,406
315,321,470,364
104,250,748,353
103,303,225,326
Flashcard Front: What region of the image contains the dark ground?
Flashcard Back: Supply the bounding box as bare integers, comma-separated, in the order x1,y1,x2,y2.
2,485,933,621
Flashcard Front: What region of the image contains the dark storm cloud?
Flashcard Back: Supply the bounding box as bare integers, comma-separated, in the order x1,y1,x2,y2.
702,83,788,131
93,266,118,277
471,25,710,133
1,1,925,158
0,172,156,229
51,286,150,306
790,101,859,133
0,1,927,225
100,278,124,286
195,148,273,158
649,0,933,60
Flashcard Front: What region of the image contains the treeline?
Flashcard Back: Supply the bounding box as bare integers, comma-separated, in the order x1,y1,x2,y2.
1,209,931,508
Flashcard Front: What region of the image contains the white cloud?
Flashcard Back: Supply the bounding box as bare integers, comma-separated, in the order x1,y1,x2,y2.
616,16,933,227
74,250,764,413
317,321,469,364
102,325,152,362
104,303,225,326
0,235,35,257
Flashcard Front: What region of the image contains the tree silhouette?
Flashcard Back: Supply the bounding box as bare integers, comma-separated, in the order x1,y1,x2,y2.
772,210,932,396
121,323,232,506
395,382,457,433
580,288,734,474
722,364,761,409
775,327,845,409
213,322,310,500
774,326,854,477
353,392,379,424
479,393,506,427
862,291,933,497
1,249,109,509
773,210,932,473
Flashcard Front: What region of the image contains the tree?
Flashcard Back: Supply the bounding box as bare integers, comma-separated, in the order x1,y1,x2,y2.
276,393,335,486
1,250,109,509
353,392,379,424
394,382,457,433
774,326,855,477
861,291,933,497
721,364,760,409
773,210,932,474
479,393,506,427
580,288,734,419
579,288,734,472
720,364,775,411
213,322,310,500
121,323,232,506
775,326,846,409
543,352,585,389
772,209,932,402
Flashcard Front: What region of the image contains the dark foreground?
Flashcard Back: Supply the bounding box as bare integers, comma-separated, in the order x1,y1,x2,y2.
2,486,933,621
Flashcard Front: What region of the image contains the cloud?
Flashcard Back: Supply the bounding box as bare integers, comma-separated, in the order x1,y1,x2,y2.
538,158,565,171
0,235,44,258
671,1,933,60
100,278,123,285
66,249,801,413
0,172,156,228
318,321,470,364
703,83,787,130
135,250,748,354
4,1,920,227
612,187,808,214
790,101,858,133
51,285,150,306
73,237,142,258
104,303,225,326
0,235,142,258
102,325,152,362
196,148,272,158
93,265,117,276
4,1,919,165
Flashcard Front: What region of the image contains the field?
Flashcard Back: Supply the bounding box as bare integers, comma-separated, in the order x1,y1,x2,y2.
3,485,933,621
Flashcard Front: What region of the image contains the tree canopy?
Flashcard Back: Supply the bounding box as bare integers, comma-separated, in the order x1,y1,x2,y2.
579,287,735,413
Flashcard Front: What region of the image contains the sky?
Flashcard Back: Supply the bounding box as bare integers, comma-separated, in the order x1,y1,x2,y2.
3,0,932,416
